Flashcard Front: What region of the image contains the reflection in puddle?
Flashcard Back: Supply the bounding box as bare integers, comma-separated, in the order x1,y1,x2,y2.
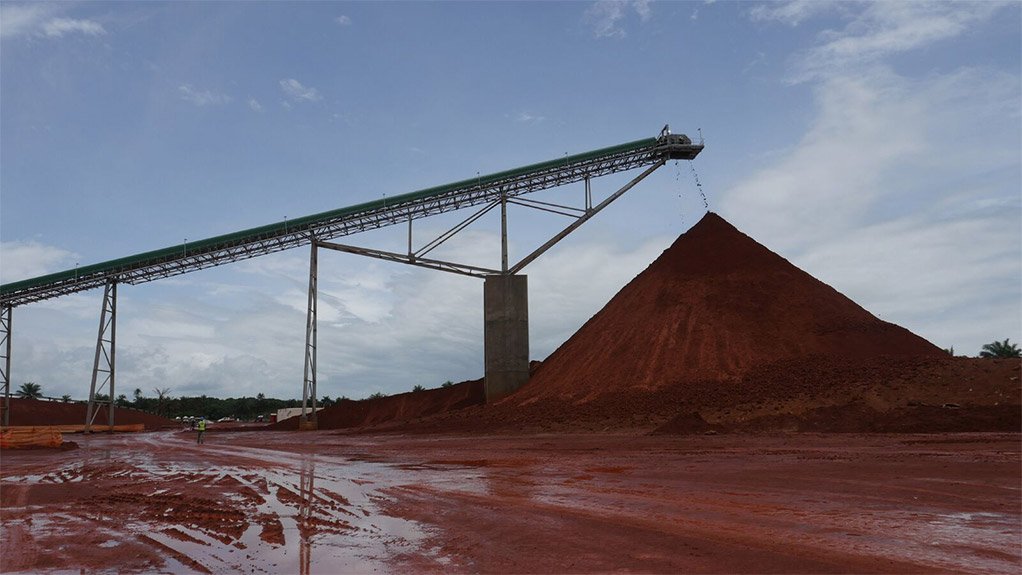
299,454,314,575
161,458,439,572
1,433,458,573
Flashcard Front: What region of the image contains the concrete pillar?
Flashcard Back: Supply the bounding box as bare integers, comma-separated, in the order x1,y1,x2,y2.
483,274,529,402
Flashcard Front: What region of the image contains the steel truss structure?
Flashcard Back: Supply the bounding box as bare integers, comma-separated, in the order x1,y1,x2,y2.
1,306,10,427
0,130,701,308
299,159,668,421
0,126,703,428
314,159,666,278
85,282,117,431
301,243,319,425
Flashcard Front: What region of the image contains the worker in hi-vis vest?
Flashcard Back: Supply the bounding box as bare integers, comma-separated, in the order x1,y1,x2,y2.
196,418,206,444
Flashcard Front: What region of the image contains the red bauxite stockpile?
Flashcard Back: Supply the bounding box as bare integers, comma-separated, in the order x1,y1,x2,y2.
516,212,944,403
4,398,178,430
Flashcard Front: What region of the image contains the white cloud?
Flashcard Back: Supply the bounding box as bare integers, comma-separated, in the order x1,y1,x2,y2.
722,72,923,250
248,98,264,112
0,4,105,39
748,0,834,26
756,1,1009,83
632,0,652,21
279,78,322,102
723,66,1018,250
796,211,1020,352
178,84,231,107
0,3,54,38
584,0,653,39
585,1,626,38
722,2,1021,357
335,15,352,26
41,17,105,38
0,241,77,284
514,111,545,124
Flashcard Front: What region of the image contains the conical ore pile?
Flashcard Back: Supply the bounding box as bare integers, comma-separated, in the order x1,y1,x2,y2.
518,212,943,403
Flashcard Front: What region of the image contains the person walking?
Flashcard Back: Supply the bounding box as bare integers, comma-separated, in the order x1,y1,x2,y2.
196,417,206,444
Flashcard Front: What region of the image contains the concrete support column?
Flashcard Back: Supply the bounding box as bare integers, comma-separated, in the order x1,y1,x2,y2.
483,274,529,402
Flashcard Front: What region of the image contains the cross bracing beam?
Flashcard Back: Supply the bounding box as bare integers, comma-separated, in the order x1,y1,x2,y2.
317,240,501,278
316,157,666,279
0,131,702,307
506,196,586,218
509,159,665,274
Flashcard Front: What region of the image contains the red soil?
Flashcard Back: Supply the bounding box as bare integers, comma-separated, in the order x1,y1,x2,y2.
2,431,1019,573
3,398,179,430
268,377,485,431
516,212,944,404
374,356,1019,435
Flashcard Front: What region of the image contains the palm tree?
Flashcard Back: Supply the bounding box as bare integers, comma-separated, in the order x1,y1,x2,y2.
61,394,72,402
979,339,1022,358
15,382,42,399
153,387,171,416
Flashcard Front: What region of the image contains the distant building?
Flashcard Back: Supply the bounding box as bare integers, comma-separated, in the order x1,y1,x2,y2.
275,407,324,423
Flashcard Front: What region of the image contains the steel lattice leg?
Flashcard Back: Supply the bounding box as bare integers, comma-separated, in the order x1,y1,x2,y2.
301,242,318,428
1,306,11,428
85,282,117,432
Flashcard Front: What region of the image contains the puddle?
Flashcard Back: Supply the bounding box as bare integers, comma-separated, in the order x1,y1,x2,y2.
3,432,464,573
3,432,1020,574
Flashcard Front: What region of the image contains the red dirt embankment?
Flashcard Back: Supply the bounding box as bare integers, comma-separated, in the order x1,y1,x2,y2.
269,378,485,430
652,355,1020,434
3,398,178,430
374,356,1018,435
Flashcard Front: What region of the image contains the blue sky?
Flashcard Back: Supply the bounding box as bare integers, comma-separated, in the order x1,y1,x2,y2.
2,1,1019,402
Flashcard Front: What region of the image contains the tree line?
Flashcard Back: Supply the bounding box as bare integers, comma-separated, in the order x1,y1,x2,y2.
10,384,341,421
9,381,453,421
11,338,1020,417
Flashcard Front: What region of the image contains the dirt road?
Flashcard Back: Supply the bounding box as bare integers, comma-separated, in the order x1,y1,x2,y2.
2,430,1019,573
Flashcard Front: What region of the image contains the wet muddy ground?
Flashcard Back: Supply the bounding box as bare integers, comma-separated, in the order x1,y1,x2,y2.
2,430,1019,573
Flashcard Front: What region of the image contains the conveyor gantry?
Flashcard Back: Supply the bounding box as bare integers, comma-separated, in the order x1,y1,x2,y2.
0,130,702,307
0,126,703,429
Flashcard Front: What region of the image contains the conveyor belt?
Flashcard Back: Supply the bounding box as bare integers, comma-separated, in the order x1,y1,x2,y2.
1,131,702,307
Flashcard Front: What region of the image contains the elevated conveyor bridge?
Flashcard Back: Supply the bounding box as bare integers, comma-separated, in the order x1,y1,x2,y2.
1,131,700,307
0,127,703,429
